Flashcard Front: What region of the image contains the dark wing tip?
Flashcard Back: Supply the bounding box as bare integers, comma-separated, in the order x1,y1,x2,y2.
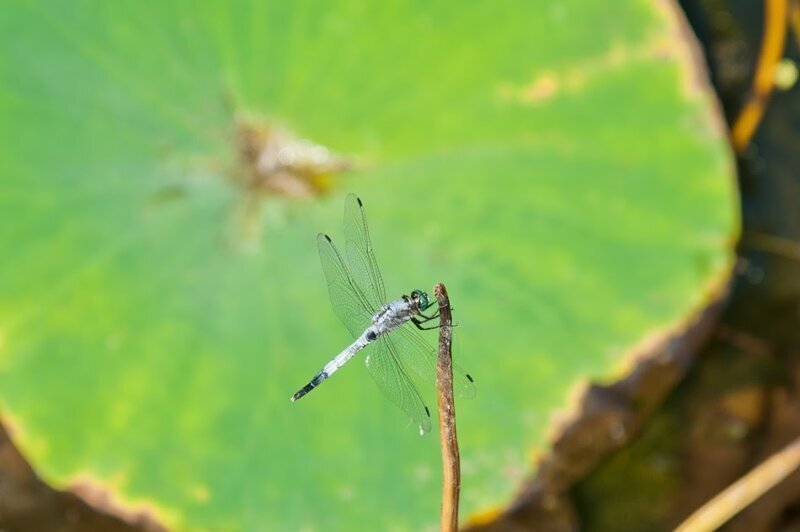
425,406,431,417
356,196,363,207
323,234,332,242
466,374,474,383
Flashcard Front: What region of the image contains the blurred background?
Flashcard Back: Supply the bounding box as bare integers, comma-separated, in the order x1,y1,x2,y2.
0,1,797,531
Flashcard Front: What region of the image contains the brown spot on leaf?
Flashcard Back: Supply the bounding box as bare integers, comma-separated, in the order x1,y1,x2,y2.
235,119,351,199
226,116,354,249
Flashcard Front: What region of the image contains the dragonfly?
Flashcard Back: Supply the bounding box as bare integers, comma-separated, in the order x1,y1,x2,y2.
291,194,475,434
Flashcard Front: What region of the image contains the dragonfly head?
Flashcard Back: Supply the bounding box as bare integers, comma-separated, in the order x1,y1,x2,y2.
410,289,432,312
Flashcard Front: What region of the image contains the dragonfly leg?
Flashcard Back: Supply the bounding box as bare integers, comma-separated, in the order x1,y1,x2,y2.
411,316,444,331
418,305,455,320
417,309,440,320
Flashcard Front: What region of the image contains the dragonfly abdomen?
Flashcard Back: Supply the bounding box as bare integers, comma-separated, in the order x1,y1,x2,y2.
290,370,328,402
290,332,373,402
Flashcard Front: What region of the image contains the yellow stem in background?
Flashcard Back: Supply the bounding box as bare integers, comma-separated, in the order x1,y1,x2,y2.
742,231,800,262
674,436,800,532
792,0,800,49
730,0,788,151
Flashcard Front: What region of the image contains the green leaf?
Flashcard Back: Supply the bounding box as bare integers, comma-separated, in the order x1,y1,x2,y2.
0,1,737,529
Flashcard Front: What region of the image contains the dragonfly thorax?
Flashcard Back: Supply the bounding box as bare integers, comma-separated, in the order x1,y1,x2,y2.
367,291,429,341
372,298,417,329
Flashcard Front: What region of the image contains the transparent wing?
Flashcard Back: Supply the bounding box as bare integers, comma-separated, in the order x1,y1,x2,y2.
343,194,386,311
317,232,373,338
365,336,433,434
390,324,477,399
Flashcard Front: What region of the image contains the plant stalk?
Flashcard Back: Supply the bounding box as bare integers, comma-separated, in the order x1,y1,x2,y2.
434,283,460,532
